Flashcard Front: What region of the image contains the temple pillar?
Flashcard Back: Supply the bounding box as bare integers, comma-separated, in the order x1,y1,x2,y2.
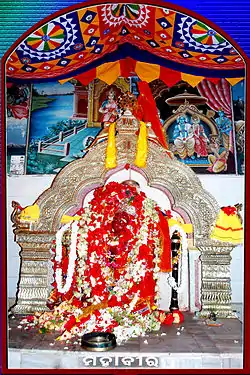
10,233,55,314
73,88,79,117
87,81,95,127
198,245,235,318
188,248,202,313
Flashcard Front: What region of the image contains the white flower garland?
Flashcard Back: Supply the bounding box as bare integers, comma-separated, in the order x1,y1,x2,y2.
166,274,179,291
55,220,79,294
55,222,71,263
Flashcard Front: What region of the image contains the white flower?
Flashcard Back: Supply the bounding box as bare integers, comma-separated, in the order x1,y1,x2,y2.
74,308,83,316
55,221,78,294
90,276,96,287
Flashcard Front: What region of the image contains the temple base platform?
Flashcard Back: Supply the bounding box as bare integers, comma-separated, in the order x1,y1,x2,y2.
8,312,243,369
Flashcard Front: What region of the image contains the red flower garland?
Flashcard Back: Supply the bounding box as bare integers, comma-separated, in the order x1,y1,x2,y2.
47,181,177,339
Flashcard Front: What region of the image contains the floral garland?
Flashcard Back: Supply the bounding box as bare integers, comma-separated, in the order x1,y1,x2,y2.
21,182,175,344
55,221,79,294
73,183,161,309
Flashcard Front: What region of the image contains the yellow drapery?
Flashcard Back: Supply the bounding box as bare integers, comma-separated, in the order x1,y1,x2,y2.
210,209,243,244
105,122,117,169
134,121,148,168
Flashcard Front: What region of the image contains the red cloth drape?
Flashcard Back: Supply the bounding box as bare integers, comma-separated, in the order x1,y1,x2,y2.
137,81,168,149
158,211,172,272
197,78,232,119
75,68,97,86
120,58,136,77
160,67,181,87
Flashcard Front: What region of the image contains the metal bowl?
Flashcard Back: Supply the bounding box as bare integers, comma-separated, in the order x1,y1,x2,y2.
81,332,117,351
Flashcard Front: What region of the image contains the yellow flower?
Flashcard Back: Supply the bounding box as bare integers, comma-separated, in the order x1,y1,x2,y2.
44,321,55,330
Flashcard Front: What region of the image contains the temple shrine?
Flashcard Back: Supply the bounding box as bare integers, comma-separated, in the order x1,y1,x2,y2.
2,0,246,371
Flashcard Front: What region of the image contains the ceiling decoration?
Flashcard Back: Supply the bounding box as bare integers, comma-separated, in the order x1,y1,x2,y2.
58,58,243,88
6,3,245,81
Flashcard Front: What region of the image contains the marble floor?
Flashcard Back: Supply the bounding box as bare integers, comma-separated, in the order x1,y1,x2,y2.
8,312,243,369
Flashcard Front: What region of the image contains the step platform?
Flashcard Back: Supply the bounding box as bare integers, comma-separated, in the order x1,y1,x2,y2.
8,313,243,369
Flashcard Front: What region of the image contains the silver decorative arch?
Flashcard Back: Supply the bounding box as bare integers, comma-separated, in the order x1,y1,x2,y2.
11,122,234,318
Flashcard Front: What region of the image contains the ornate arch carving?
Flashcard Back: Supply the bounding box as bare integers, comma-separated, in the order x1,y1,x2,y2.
11,123,235,318
150,80,169,100
19,135,219,244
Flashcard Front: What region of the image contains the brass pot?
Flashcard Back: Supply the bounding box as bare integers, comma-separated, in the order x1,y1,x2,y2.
81,332,117,351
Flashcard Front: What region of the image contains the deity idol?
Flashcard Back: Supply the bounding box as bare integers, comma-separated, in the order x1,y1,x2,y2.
192,115,209,158
32,181,174,344
99,88,119,124
215,109,232,150
173,114,195,159
207,135,229,173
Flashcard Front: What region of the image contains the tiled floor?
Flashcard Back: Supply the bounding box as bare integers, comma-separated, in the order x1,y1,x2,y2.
7,312,243,369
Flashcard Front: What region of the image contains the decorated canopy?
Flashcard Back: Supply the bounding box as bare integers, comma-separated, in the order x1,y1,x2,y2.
6,3,245,81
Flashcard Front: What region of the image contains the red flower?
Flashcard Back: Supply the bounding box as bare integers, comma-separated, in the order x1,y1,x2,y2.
61,257,69,274
62,289,73,301
124,163,130,170
72,297,83,308
138,244,149,260
172,310,184,324
163,313,174,325
106,321,119,331
164,210,172,219
108,295,119,307
140,271,156,299
120,294,130,304
94,311,102,321
26,315,35,323
64,315,76,331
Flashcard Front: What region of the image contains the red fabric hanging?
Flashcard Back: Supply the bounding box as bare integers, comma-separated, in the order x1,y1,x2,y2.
197,79,232,119
120,58,136,77
137,81,168,149
158,211,172,272
207,77,221,85
220,79,232,113
160,67,181,87
75,68,97,86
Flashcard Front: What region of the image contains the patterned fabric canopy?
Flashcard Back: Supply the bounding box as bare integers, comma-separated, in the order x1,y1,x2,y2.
6,3,245,80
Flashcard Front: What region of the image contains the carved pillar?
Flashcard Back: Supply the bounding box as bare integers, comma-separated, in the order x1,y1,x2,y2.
11,233,55,314
73,87,79,117
198,245,235,318
88,81,95,127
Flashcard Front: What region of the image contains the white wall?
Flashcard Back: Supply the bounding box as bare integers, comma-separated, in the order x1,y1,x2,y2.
7,173,244,305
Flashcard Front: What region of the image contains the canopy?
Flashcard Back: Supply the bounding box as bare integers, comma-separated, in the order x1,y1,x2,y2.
6,3,245,82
